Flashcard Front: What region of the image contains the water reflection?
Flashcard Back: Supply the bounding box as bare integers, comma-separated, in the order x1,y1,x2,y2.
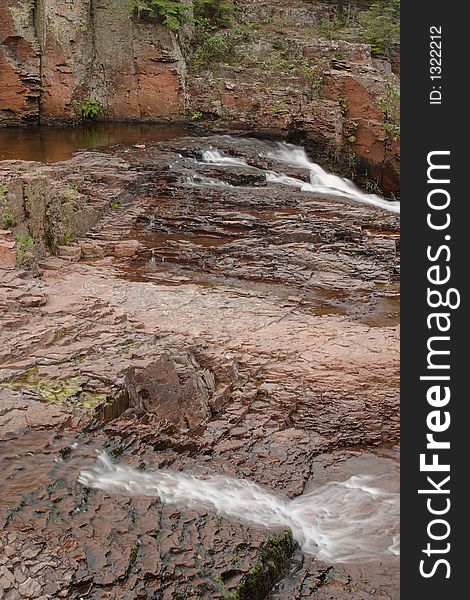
0,123,192,162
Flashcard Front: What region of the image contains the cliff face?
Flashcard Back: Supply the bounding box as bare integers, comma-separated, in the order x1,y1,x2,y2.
0,0,185,125
0,0,399,193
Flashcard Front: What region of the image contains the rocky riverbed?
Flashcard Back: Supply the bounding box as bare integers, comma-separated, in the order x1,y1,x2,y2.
0,134,399,599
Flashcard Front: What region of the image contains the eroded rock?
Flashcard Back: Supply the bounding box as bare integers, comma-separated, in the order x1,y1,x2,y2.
124,355,211,431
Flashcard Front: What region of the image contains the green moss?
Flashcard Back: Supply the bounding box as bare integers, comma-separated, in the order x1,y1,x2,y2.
128,541,140,568
214,530,296,600
4,499,25,524
4,368,108,413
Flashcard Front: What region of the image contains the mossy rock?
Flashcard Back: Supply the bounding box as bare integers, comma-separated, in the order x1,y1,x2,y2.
230,530,297,600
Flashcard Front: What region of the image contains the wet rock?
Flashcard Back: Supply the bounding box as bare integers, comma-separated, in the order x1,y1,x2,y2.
18,577,42,598
124,354,211,430
0,134,399,599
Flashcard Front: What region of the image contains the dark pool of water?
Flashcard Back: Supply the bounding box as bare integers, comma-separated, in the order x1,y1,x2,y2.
0,123,193,163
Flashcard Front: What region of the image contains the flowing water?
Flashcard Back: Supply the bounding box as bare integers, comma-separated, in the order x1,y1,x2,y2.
202,143,400,213
1,127,399,594
79,451,399,564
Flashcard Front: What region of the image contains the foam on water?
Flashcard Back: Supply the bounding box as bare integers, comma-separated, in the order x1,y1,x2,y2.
186,172,233,187
79,452,399,564
266,143,400,213
197,140,400,214
202,149,252,167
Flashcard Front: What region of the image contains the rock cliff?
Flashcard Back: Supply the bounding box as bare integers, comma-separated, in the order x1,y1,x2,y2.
0,0,185,125
0,0,399,192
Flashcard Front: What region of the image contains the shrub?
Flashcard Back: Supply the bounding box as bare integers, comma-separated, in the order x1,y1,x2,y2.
358,0,400,58
72,98,103,120
127,0,190,31
0,185,16,229
190,25,248,71
299,57,326,95
379,80,400,140
16,233,34,266
194,0,235,26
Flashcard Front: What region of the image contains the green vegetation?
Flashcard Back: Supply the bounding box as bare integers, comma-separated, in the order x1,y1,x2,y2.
299,57,326,95
4,367,108,412
127,0,234,32
128,541,140,570
127,0,190,31
72,97,103,120
194,0,235,27
338,93,348,116
0,183,16,228
61,228,74,245
317,17,349,40
316,0,400,59
190,23,248,71
191,111,203,120
379,80,400,140
1,204,16,229
189,1,248,71
213,530,296,600
364,178,383,195
111,199,121,209
15,233,34,265
358,0,400,58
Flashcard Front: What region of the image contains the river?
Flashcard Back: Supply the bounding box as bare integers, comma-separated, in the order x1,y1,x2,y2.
0,126,400,599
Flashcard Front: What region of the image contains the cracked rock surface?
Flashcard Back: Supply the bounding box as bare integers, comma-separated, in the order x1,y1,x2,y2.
1,136,399,599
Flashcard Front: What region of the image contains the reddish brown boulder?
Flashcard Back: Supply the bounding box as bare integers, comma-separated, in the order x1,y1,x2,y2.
125,354,211,431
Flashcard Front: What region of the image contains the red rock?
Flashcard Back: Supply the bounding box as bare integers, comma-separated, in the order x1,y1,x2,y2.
37,258,68,271
112,240,141,258
0,1,184,125
25,404,69,429
0,241,16,267
79,241,104,258
19,295,46,308
57,245,81,261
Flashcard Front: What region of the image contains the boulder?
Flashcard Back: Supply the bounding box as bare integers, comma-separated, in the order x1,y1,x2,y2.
124,354,211,430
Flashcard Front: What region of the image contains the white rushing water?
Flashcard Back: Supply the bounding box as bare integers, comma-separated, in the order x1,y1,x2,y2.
202,149,252,168
199,142,400,214
79,452,399,563
186,173,233,187
266,143,400,213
